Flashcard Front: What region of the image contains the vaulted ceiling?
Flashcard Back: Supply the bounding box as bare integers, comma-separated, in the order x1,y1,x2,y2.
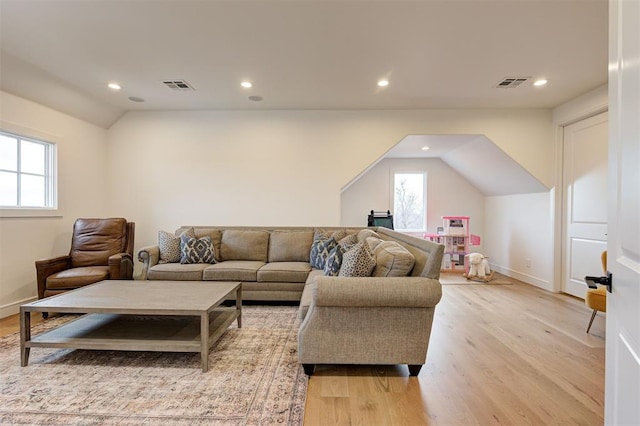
0,0,608,128
0,1,608,195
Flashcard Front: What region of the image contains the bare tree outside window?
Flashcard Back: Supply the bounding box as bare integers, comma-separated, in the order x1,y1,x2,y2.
393,172,426,231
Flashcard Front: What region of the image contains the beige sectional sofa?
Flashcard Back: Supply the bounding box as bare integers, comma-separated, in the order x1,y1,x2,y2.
137,226,444,376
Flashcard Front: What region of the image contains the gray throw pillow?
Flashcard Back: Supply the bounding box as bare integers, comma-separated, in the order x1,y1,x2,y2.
180,235,216,264
357,229,380,242
372,240,415,277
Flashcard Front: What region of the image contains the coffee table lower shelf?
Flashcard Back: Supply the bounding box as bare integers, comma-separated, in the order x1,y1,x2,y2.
24,310,239,371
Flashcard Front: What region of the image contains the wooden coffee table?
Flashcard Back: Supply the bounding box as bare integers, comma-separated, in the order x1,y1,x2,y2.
20,280,241,372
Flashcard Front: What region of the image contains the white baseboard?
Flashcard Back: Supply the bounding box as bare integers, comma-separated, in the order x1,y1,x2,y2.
490,264,554,292
0,296,37,319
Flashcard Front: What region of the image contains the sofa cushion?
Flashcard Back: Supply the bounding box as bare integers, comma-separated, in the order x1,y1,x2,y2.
158,228,195,264
180,235,216,264
46,266,109,289
323,245,346,276
305,269,325,285
268,230,314,262
220,230,269,262
339,241,376,277
257,262,311,283
309,235,338,269
203,261,265,282
372,241,416,277
148,263,208,280
193,228,223,262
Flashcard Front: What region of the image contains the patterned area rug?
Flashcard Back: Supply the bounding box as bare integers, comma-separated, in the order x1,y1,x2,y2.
0,306,306,425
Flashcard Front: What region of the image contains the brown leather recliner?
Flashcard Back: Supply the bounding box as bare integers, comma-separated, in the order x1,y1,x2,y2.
35,218,135,314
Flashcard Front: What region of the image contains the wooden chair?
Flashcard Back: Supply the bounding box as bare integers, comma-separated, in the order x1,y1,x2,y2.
585,250,607,333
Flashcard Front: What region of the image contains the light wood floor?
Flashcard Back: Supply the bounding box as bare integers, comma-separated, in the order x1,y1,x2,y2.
303,274,605,425
0,275,605,425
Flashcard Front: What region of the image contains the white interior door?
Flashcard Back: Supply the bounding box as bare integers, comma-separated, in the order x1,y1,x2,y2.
562,112,608,298
606,1,640,424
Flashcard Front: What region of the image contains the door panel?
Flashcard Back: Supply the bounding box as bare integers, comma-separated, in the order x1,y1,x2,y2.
606,1,640,423
562,112,608,298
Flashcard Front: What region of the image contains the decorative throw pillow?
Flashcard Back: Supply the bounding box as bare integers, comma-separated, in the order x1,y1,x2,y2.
159,227,196,263
372,241,416,277
323,245,346,276
357,229,380,242
330,229,348,241
309,235,338,269
365,236,384,252
339,241,376,277
338,233,358,249
180,235,216,264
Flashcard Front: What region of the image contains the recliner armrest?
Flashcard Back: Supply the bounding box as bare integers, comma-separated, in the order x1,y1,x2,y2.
137,245,160,280
35,255,71,299
108,253,134,280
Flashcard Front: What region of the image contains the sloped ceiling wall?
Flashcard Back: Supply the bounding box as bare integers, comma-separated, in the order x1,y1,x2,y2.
384,134,548,196
0,51,124,128
440,136,548,195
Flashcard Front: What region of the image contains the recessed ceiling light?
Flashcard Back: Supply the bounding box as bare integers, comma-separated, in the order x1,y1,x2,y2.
107,82,121,90
421,146,430,151
241,81,253,89
377,79,389,87
533,79,548,87
248,95,263,102
128,96,145,103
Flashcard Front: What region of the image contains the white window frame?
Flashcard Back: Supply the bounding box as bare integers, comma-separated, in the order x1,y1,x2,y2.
0,128,58,217
391,171,427,232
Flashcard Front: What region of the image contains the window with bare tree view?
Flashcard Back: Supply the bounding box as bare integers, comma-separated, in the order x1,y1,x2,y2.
393,172,426,231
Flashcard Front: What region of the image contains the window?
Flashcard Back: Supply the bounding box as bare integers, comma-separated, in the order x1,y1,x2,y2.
393,172,426,231
0,130,56,208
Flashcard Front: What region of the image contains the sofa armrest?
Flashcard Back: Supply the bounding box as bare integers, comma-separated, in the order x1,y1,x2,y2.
137,245,160,280
108,253,134,280
299,276,443,368
313,276,442,308
35,255,71,299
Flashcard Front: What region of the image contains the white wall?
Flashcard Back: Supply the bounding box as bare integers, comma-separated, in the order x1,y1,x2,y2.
0,91,109,317
0,99,555,317
481,85,608,292
341,157,485,250
107,108,553,259
484,192,554,290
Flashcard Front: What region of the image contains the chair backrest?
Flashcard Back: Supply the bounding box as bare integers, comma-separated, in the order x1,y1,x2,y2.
70,218,131,267
601,250,607,275
367,210,394,230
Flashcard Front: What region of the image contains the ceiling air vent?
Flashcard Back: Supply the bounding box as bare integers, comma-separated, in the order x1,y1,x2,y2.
495,77,531,89
163,80,195,91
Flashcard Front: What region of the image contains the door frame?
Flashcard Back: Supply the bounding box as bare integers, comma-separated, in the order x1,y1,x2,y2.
559,112,609,297
552,87,608,293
